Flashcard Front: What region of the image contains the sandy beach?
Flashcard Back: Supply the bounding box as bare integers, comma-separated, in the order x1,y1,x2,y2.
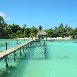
18,37,71,40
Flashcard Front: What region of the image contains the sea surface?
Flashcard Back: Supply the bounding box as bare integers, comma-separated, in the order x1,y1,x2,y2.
0,39,77,77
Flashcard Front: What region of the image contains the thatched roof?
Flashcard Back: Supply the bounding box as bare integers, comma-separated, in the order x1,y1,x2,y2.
37,30,47,36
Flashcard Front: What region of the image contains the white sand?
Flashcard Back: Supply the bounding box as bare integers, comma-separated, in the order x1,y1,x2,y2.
18,37,71,40
45,37,71,40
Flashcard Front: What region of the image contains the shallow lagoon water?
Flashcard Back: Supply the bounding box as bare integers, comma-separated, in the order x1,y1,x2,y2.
0,39,27,51
0,40,77,77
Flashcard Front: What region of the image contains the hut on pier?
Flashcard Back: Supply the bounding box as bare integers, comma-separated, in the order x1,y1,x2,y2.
37,30,47,40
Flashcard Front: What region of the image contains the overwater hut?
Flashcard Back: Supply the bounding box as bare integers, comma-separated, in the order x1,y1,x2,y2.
71,35,77,39
37,30,47,40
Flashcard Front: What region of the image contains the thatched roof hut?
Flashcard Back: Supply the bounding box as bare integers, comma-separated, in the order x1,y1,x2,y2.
37,30,47,40
37,30,47,36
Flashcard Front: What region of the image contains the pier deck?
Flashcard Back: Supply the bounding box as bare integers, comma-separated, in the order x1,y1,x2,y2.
0,40,33,60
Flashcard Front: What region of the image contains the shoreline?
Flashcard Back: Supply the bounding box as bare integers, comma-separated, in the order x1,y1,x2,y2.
45,37,71,40
18,37,72,40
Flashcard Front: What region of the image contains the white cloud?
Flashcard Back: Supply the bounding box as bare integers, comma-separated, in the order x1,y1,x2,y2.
0,12,10,20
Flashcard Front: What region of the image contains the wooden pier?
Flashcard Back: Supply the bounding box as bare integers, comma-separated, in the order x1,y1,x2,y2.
0,40,34,68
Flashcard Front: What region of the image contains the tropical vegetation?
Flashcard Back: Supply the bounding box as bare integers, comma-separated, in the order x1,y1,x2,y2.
0,16,77,39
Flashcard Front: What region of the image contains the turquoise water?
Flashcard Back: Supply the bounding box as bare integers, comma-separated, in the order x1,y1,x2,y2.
0,39,27,52
0,40,77,77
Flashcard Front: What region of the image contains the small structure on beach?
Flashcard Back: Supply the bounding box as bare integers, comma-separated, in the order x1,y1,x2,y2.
37,30,47,40
71,35,77,39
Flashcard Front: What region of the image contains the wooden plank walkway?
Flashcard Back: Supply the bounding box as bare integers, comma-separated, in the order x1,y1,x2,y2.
0,40,34,59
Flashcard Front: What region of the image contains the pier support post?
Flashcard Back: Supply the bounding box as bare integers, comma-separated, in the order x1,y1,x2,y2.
44,48,47,59
44,42,45,45
28,43,29,48
20,48,22,56
23,47,24,52
26,45,27,49
17,40,18,45
25,53,26,59
13,52,16,61
5,56,8,68
30,42,32,47
6,42,7,50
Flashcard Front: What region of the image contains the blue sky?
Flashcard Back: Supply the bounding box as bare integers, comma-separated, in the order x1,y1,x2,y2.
0,0,77,29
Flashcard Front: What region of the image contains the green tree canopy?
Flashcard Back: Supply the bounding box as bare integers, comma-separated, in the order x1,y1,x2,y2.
38,25,42,31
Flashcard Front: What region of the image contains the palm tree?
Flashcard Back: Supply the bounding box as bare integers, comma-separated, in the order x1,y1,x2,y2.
23,24,27,37
30,26,38,37
38,25,42,31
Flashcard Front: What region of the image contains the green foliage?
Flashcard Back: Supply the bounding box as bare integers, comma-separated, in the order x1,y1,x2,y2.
45,29,53,37
25,28,31,37
38,25,42,31
30,26,38,37
0,16,77,39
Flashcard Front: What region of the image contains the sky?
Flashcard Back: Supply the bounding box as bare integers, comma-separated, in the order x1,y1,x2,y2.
0,0,77,29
